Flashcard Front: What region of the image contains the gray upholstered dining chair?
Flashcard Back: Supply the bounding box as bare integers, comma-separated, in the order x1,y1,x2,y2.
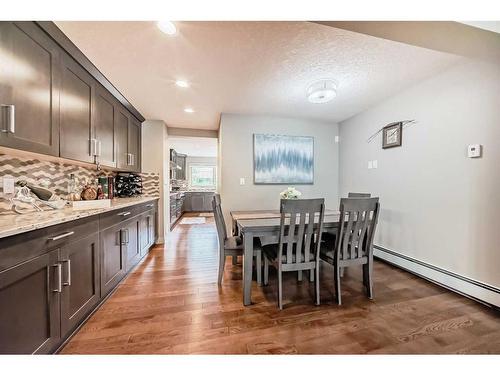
212,194,262,285
320,197,380,305
348,192,371,198
262,198,325,310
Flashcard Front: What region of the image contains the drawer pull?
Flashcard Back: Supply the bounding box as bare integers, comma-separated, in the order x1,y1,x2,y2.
146,204,154,208
63,259,71,286
48,231,75,241
117,211,131,217
52,264,62,293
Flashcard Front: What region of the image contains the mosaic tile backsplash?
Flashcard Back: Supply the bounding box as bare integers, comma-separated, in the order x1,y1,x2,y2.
0,153,160,214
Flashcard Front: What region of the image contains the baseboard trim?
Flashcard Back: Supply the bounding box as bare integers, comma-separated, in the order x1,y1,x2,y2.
374,245,500,309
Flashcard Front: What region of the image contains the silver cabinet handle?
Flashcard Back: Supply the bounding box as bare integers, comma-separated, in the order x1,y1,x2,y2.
48,231,75,241
125,229,129,244
96,140,102,157
62,259,71,286
127,153,132,166
146,204,154,208
117,211,131,217
0,104,15,133
52,263,62,293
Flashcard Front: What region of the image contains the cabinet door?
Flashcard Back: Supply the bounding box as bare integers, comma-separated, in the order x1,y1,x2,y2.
115,105,129,170
203,193,215,211
100,224,126,297
94,85,115,167
149,211,156,246
60,52,94,163
0,22,60,156
60,234,100,338
128,117,141,172
0,249,60,354
191,194,204,211
139,214,149,256
124,218,140,271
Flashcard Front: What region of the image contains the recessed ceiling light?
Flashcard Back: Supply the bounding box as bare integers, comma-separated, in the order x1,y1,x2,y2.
307,79,337,104
175,80,189,88
184,107,194,113
157,21,177,36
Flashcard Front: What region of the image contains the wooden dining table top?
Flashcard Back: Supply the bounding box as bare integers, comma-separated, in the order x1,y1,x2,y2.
230,209,339,221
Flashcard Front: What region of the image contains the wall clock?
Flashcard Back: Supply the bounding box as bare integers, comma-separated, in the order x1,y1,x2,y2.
382,122,402,149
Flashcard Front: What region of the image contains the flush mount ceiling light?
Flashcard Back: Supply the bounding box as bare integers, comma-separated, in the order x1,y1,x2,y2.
157,21,177,35
184,107,194,113
307,79,337,104
175,80,189,88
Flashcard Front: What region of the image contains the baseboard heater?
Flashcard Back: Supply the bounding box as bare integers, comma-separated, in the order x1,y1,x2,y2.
374,245,500,309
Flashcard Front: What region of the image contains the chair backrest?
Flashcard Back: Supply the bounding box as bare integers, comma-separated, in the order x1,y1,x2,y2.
212,193,227,243
335,197,380,261
348,192,371,198
277,198,325,266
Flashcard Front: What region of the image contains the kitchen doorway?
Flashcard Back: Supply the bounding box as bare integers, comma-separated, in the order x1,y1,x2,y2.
168,136,218,230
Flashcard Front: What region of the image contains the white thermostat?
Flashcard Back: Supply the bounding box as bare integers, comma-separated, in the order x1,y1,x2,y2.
467,144,482,158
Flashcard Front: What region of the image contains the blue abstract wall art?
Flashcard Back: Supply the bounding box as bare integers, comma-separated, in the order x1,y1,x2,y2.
253,134,314,184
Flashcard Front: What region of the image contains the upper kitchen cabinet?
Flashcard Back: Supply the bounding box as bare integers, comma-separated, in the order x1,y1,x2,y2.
128,117,141,172
0,22,60,156
94,85,116,168
0,21,144,167
115,105,130,170
115,105,141,173
59,52,94,163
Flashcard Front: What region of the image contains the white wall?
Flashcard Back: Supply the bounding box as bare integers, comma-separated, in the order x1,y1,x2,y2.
339,59,500,301
219,113,339,222
142,120,169,243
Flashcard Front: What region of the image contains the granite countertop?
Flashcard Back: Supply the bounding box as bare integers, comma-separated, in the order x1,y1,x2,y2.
0,196,159,239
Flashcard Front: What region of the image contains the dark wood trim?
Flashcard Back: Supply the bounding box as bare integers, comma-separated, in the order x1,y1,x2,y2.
374,245,500,310
35,21,145,123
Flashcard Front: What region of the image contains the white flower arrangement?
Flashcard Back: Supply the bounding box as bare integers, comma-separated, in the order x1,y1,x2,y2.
280,186,302,199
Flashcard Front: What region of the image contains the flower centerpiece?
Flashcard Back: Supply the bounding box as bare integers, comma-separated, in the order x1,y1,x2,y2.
280,186,302,200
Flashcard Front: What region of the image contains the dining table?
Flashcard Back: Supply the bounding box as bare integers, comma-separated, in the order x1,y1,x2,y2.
230,209,341,306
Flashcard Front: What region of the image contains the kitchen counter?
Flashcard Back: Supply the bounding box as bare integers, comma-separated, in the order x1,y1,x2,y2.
0,196,159,239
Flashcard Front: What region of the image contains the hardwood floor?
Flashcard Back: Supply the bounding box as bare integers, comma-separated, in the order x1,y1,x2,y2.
61,213,500,354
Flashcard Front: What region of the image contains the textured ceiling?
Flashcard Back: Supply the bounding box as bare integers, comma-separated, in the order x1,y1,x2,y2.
56,21,461,130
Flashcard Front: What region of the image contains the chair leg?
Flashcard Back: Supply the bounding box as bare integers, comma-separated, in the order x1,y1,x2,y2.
218,251,226,285
264,256,269,286
278,269,283,310
232,255,238,265
297,270,303,282
334,263,342,305
315,265,320,306
256,251,262,286
309,269,314,282
364,259,374,299
340,267,345,278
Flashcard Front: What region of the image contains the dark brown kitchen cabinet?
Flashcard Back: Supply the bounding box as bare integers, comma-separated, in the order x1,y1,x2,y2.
94,85,116,168
115,105,141,172
100,223,126,297
140,211,155,256
115,105,130,170
128,117,142,172
0,249,61,354
0,22,60,156
60,233,100,338
124,218,140,272
59,52,94,163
